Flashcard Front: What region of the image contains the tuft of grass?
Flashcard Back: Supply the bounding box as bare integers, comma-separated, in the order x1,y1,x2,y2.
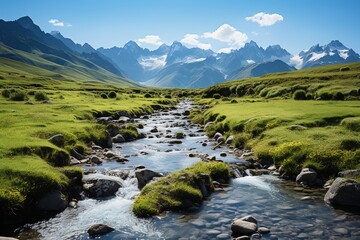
133,161,230,218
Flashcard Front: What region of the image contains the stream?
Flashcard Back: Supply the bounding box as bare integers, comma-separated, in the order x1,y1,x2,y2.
19,100,360,240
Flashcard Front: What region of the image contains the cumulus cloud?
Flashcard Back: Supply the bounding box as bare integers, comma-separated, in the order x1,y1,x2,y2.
203,24,248,48
137,35,164,46
245,12,284,26
180,34,211,50
48,19,65,27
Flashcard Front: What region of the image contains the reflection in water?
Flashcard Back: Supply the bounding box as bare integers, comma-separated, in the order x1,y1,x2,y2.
21,101,360,240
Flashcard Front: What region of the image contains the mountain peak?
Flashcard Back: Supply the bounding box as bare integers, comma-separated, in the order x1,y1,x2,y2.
246,40,259,48
328,40,344,47
16,16,34,25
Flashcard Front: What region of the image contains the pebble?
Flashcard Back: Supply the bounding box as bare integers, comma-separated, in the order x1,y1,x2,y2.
334,228,349,234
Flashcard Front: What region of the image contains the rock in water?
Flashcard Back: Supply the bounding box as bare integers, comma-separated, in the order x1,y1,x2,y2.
83,179,121,198
88,224,114,238
324,177,360,207
48,134,64,148
231,219,257,235
225,135,234,145
112,134,125,143
135,169,163,189
296,168,317,184
36,190,67,212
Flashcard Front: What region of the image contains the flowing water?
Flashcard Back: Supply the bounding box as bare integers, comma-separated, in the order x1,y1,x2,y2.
19,100,360,240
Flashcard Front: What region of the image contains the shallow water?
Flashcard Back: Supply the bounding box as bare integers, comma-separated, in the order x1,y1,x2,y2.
20,100,360,240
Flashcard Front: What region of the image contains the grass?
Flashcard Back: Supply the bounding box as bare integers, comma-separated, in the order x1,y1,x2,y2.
0,64,178,223
133,161,230,218
195,99,360,177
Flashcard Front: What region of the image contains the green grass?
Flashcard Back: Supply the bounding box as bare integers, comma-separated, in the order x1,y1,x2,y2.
194,98,360,177
133,161,230,218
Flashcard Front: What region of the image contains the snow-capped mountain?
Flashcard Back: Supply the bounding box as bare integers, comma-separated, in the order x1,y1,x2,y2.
291,40,360,69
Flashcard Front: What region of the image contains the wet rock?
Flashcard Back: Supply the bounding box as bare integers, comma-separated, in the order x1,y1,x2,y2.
118,116,130,123
70,157,81,165
118,110,131,118
202,142,207,147
83,179,121,198
182,110,190,116
48,134,64,147
150,127,158,133
69,199,78,209
239,215,257,224
225,135,234,145
234,236,250,240
268,165,277,171
214,132,223,140
135,168,163,189
112,134,125,143
88,224,114,238
249,169,270,176
96,117,113,124
0,237,19,240
231,218,257,235
220,152,227,157
168,140,182,144
324,177,360,207
36,190,67,212
90,155,102,165
296,168,317,185
258,227,270,234
91,144,102,150
104,150,116,158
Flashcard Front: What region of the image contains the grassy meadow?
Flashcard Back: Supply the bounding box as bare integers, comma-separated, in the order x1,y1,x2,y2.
192,63,360,178
0,65,179,221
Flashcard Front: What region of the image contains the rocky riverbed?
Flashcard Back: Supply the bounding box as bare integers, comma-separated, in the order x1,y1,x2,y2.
15,100,360,240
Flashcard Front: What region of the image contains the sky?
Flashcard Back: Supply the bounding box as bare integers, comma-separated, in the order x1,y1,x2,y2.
1,0,360,54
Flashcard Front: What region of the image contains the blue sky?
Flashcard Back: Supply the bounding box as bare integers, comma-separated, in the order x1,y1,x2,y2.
1,0,360,54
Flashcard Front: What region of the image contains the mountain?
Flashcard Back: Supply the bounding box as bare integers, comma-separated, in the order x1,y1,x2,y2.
51,31,125,76
227,60,296,80
143,61,224,88
291,40,360,69
0,16,135,86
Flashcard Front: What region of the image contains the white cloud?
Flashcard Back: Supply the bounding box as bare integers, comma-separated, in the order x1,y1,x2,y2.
48,19,65,27
180,34,211,50
217,47,235,54
245,12,284,27
203,24,248,48
139,55,167,70
137,35,164,46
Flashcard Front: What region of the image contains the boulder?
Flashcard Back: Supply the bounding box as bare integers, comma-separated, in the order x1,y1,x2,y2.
90,155,102,165
117,110,131,118
48,134,64,148
118,116,130,123
324,177,360,207
225,135,234,145
104,150,116,158
182,110,190,116
88,224,114,238
150,127,158,133
70,149,86,160
296,168,317,184
231,219,257,235
135,169,163,189
258,227,270,234
83,179,121,198
36,190,67,212
220,152,227,157
239,215,257,224
112,134,125,143
214,132,223,140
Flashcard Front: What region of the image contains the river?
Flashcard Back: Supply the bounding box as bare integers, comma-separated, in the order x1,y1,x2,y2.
18,100,360,239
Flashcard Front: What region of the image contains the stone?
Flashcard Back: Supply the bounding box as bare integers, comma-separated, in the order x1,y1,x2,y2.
324,177,360,207
239,215,258,224
118,110,131,118
48,134,64,147
96,117,113,124
83,179,121,198
202,142,207,147
70,149,86,160
168,140,182,144
217,137,225,144
258,227,270,234
118,116,130,123
182,110,190,116
150,127,158,133
104,150,116,158
220,152,227,157
135,168,163,189
90,155,102,165
338,169,360,179
249,169,270,176
231,219,257,235
214,132,223,140
112,134,125,143
290,125,307,130
36,190,67,212
296,168,317,184
235,236,250,240
225,135,234,145
88,224,114,238
334,228,349,234
0,237,19,240
70,157,81,165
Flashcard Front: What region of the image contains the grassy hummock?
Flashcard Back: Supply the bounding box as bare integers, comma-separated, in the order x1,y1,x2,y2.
133,161,230,218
